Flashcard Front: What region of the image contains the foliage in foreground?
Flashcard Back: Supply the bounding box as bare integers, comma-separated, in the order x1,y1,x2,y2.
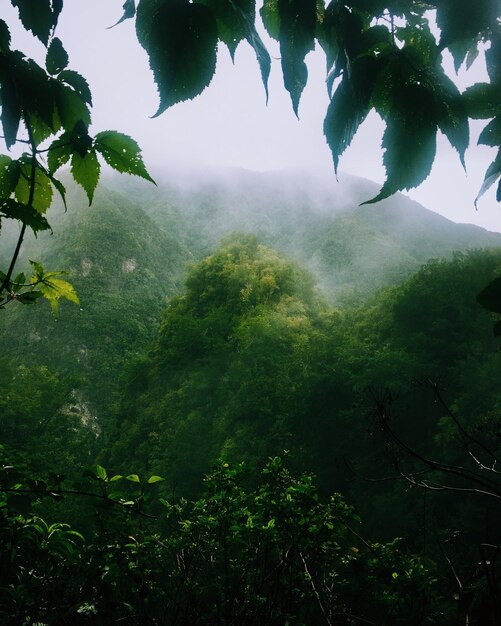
0,455,447,625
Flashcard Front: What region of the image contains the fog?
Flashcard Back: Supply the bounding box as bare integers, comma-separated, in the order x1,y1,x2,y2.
1,0,500,231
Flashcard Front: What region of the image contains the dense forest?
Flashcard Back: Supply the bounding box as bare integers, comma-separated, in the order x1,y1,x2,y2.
2,0,501,623
1,174,501,624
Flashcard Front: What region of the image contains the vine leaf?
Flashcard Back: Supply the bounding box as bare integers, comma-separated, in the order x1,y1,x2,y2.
46,37,68,75
71,150,100,205
95,131,155,183
364,84,437,204
0,198,50,233
136,0,218,114
0,154,21,196
277,0,317,116
10,0,62,45
58,70,92,106
475,149,501,208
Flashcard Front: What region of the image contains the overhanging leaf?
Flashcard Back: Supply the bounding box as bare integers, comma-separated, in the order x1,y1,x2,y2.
325,52,385,170
478,117,501,147
364,83,437,204
136,0,218,114
475,149,501,207
277,0,317,116
463,82,501,120
10,0,62,45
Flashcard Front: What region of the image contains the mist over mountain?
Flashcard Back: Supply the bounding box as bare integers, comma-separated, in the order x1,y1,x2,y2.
109,167,501,302
1,167,500,427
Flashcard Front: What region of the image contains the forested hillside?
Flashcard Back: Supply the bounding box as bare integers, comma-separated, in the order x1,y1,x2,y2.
1,176,501,624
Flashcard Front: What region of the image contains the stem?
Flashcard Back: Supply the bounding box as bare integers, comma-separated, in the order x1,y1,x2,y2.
0,115,37,298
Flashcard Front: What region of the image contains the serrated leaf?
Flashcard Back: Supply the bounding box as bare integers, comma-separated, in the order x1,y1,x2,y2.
47,135,73,174
96,464,107,481
324,56,379,174
136,0,218,114
465,42,479,71
16,290,42,304
46,37,68,75
0,19,11,52
436,0,495,51
39,275,80,316
95,131,155,183
432,69,469,169
147,475,165,484
0,199,50,232
0,155,20,196
198,0,252,59
55,83,91,132
71,150,100,205
48,173,66,210
14,162,53,214
58,70,92,106
278,0,317,116
478,117,501,147
126,474,140,483
10,0,62,45
109,0,136,29
364,84,437,204
0,53,22,148
477,277,501,314
475,149,501,207
463,82,501,120
260,0,279,40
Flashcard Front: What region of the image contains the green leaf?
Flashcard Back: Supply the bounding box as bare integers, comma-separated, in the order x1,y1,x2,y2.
10,0,62,45
94,131,155,183
38,274,80,316
277,0,317,116
109,475,123,482
0,155,20,196
0,53,22,148
136,0,218,114
463,83,501,120
96,464,108,481
58,70,92,106
478,117,501,147
260,0,279,40
432,69,469,169
436,0,496,51
14,162,53,213
475,149,501,207
476,277,501,314
0,19,11,52
126,474,140,483
108,0,136,29
55,83,91,132
324,57,379,174
48,173,67,210
147,475,165,484
46,37,68,75
47,135,73,174
71,150,100,205
364,83,437,204
16,290,42,304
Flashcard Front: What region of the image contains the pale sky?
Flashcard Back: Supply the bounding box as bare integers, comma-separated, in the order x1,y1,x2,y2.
1,0,500,231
